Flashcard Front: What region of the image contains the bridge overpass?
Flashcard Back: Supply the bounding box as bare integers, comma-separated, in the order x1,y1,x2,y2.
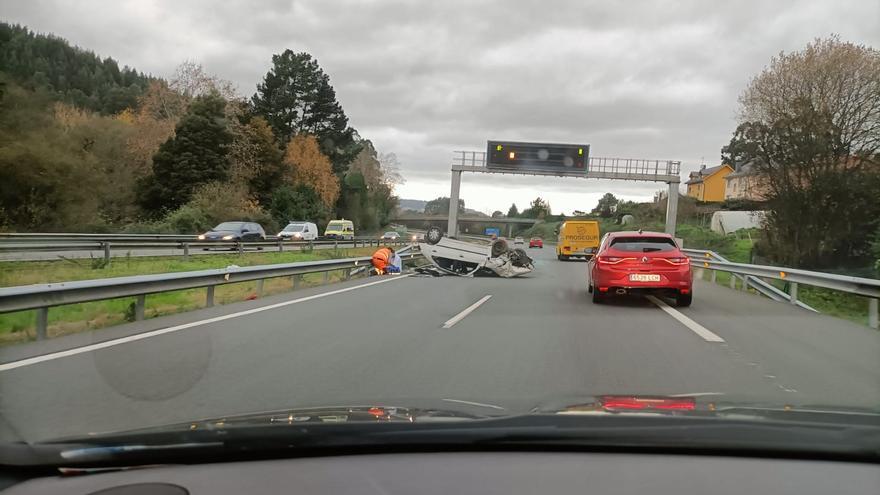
391,214,540,236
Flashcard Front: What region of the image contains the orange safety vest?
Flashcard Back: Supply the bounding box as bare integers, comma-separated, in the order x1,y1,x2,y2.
371,247,393,271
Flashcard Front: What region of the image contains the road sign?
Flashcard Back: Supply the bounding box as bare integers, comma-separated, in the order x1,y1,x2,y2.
485,227,501,236
486,141,590,175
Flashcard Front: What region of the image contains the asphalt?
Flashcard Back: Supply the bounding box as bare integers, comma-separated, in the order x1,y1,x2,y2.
1,246,878,443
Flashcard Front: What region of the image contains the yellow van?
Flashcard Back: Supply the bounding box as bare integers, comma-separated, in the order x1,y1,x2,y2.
556,220,600,260
324,219,355,240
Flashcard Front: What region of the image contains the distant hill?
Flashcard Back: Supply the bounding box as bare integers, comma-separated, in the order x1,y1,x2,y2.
398,199,427,212
0,22,155,114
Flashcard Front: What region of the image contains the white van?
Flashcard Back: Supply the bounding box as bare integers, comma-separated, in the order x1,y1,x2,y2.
277,221,318,241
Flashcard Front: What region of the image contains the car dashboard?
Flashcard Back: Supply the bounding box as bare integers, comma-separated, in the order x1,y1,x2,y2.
3,451,877,494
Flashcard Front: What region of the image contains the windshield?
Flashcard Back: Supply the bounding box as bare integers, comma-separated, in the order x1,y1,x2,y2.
0,0,878,468
610,237,677,252
213,222,245,231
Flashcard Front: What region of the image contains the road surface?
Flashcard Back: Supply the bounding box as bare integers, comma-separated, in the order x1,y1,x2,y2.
1,246,878,442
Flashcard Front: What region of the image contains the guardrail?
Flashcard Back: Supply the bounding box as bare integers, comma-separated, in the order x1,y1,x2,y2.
0,236,409,262
684,248,879,329
682,249,817,312
0,247,424,340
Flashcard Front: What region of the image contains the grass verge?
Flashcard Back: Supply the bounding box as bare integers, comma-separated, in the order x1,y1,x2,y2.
695,268,874,327
0,248,376,345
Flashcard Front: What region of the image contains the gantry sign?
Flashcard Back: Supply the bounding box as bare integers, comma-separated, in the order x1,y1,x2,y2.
447,140,682,236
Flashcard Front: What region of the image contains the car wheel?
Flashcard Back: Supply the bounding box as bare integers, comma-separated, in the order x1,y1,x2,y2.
491,239,509,257
588,284,593,293
676,292,693,307
592,288,604,304
425,226,443,245
557,254,567,261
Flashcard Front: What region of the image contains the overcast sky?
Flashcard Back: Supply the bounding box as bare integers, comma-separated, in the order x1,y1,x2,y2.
4,0,879,214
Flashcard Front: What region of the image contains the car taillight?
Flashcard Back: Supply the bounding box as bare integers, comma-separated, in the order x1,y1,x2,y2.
600,396,696,411
660,257,689,265
597,256,633,264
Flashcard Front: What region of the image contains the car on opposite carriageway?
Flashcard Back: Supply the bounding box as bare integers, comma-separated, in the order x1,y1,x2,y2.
198,222,266,242
277,222,318,241
587,230,692,306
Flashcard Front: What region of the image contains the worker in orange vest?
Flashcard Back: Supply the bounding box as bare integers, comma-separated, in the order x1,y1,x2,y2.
371,246,399,275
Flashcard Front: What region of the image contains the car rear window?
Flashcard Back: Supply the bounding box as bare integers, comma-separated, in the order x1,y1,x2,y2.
609,236,677,252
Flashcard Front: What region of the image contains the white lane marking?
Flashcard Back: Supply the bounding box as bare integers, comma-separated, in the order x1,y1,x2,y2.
0,275,412,373
645,295,725,343
442,295,492,329
442,398,506,410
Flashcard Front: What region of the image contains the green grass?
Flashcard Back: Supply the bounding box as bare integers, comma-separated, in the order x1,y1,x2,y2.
0,248,376,345
695,267,874,327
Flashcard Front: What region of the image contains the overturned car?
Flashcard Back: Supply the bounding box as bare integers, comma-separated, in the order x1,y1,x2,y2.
418,226,534,277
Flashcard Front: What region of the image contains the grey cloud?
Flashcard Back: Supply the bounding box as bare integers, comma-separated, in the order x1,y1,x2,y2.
3,0,878,207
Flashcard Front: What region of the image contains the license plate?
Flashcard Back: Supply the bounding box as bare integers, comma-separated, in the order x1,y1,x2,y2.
629,274,661,282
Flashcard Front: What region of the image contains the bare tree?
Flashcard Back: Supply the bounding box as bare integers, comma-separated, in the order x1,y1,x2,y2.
378,151,405,186
170,60,239,101
733,37,880,266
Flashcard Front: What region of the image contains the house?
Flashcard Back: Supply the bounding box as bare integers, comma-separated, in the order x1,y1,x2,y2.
724,160,769,201
685,164,734,202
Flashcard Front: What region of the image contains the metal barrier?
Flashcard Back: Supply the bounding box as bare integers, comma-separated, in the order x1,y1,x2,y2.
0,236,408,262
683,249,817,312
684,248,879,329
0,247,423,340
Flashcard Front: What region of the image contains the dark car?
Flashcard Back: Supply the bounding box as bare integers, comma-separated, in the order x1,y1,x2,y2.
198,222,266,243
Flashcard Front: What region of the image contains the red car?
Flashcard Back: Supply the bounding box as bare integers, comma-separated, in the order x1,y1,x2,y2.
587,231,692,306
528,237,543,248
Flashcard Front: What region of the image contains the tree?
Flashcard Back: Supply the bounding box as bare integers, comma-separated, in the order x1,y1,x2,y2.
252,50,360,173
522,197,551,219
507,203,519,217
347,140,385,190
0,82,101,230
283,134,340,208
54,102,142,225
0,22,153,115
424,197,465,215
721,123,761,166
731,37,880,266
591,193,619,218
491,210,504,218
269,184,327,227
227,115,285,205
169,60,237,101
138,92,232,214
378,151,405,186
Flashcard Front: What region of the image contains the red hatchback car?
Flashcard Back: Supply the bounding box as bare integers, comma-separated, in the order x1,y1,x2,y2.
587,231,692,306
529,237,543,248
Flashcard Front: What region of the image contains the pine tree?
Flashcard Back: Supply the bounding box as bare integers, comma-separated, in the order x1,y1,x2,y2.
252,50,360,174
138,92,232,213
